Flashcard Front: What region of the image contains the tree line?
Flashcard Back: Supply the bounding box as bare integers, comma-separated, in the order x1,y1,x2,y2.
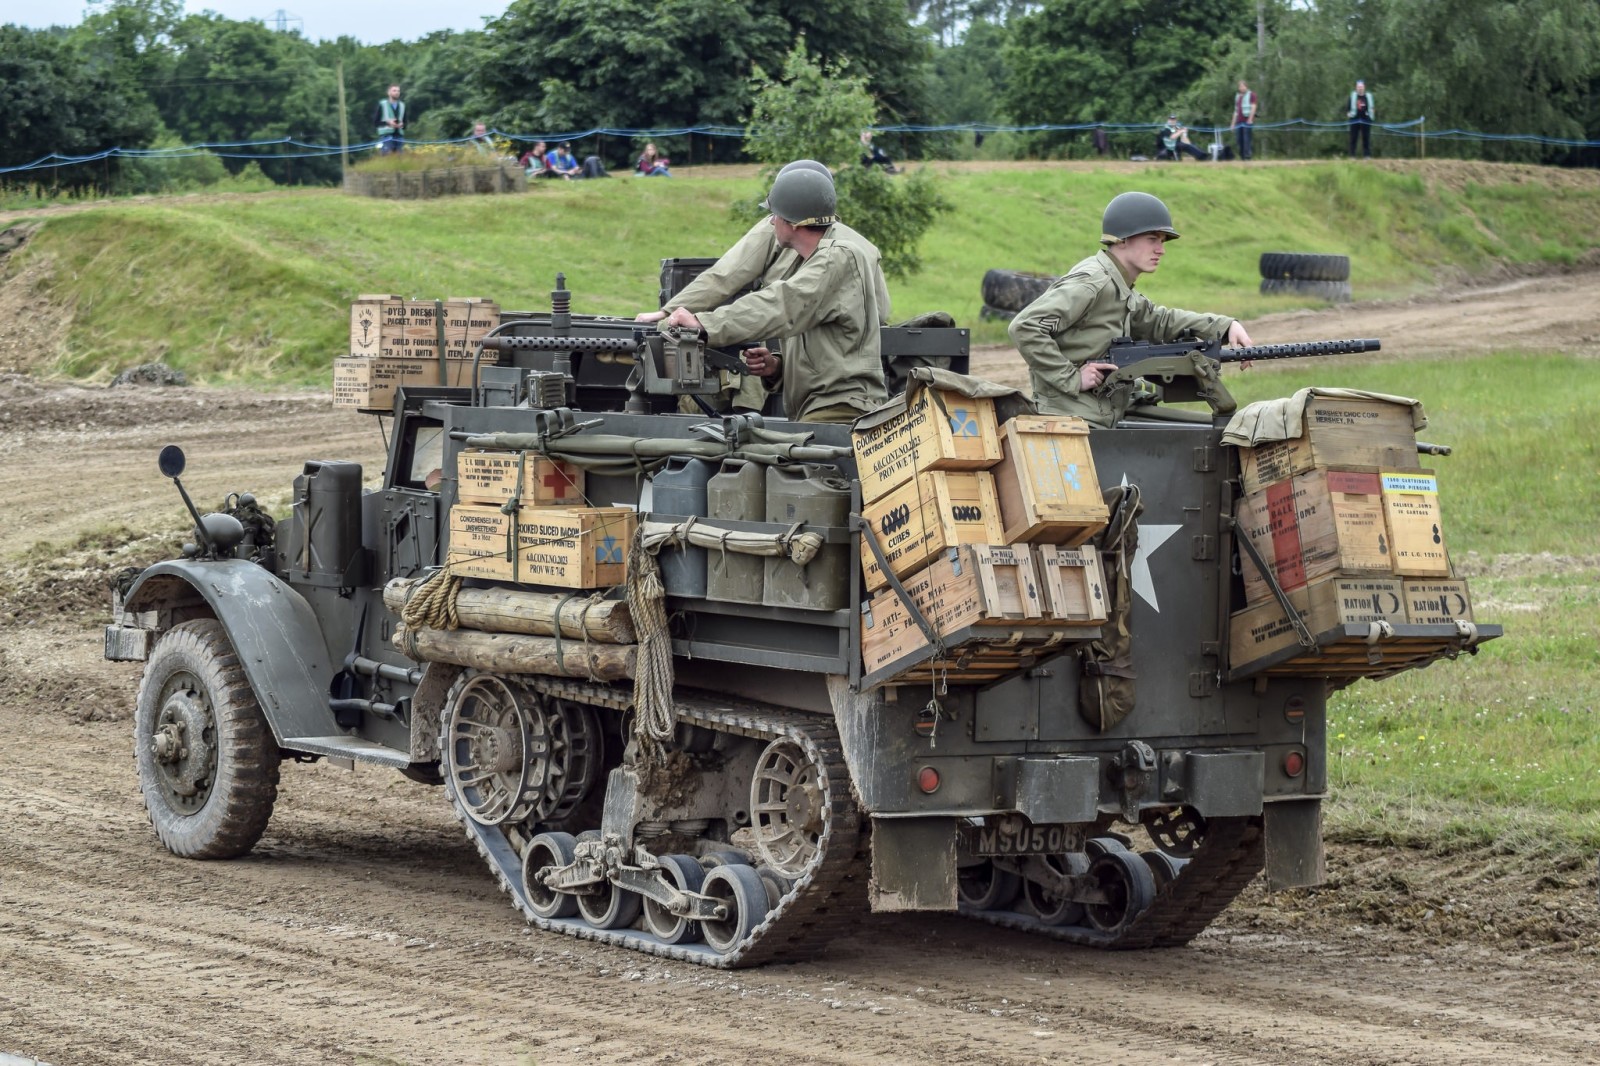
3,0,1597,192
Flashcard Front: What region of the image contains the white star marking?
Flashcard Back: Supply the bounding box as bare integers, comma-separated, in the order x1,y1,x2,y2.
1119,474,1182,612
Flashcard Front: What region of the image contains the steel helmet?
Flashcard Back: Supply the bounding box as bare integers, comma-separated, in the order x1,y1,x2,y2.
761,167,839,227
1101,191,1180,243
777,159,833,181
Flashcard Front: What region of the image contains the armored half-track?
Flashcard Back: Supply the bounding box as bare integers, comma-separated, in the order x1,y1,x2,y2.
106,271,1500,967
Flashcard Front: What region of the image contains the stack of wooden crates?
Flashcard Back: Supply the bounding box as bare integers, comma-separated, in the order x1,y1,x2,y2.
334,295,502,411
853,388,1111,687
445,450,638,592
1227,394,1476,677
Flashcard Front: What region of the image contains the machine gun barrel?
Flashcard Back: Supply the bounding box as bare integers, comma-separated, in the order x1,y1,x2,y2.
1219,338,1382,362
1105,336,1380,369
480,334,641,353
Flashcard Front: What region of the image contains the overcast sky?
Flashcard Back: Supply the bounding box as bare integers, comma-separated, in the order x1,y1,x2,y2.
8,0,509,44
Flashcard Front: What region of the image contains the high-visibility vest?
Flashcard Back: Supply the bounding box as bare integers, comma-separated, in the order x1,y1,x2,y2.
377,99,406,137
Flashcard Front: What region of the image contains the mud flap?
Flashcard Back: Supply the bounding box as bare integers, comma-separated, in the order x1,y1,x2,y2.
869,817,957,912
1263,797,1326,889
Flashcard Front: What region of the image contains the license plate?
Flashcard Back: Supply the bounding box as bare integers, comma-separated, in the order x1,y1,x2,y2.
962,821,1078,857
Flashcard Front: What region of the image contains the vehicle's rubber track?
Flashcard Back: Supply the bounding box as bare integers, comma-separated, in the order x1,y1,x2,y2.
959,816,1265,948
444,677,867,969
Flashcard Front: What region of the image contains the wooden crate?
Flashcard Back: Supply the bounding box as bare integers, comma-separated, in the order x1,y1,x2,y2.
1402,578,1473,624
1034,544,1109,624
446,504,635,588
1381,470,1450,577
861,545,1042,676
1238,395,1421,495
350,296,500,360
333,355,498,412
456,449,585,506
1237,468,1392,605
1228,574,1405,668
852,389,1002,504
989,416,1109,545
859,471,1005,592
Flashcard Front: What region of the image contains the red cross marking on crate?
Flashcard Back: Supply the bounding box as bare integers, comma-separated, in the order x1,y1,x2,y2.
543,466,574,499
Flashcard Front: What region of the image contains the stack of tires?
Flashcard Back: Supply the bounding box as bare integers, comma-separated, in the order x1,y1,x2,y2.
1259,252,1351,302
979,269,1058,321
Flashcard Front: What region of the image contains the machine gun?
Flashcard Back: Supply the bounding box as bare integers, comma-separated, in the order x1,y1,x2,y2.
1100,335,1382,416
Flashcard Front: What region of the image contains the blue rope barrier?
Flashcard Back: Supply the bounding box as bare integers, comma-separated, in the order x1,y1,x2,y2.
4,117,1596,176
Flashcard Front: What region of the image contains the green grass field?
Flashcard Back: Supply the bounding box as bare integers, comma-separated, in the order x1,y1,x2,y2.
5,160,1598,860
6,160,1600,381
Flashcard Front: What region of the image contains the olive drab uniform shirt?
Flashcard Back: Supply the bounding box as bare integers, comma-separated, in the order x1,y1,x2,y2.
694,236,885,422
1009,249,1233,427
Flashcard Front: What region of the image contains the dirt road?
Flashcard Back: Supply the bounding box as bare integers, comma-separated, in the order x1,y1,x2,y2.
3,272,1598,1066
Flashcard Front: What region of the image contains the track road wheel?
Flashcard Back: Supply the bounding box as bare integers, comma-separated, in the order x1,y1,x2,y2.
1023,853,1088,925
134,619,280,859
1084,849,1158,934
577,877,643,931
1141,850,1187,892
523,832,579,919
700,863,770,955
642,854,706,945
958,861,1021,911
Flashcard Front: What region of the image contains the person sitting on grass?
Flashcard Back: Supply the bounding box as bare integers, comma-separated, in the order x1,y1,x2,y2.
545,142,582,179
1156,115,1209,161
636,142,671,177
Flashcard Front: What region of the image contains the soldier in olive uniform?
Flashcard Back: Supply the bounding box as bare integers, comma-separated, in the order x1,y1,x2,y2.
639,160,890,414
1009,191,1252,428
663,168,885,423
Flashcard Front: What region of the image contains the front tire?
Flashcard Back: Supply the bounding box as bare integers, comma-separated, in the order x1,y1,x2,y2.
133,619,280,858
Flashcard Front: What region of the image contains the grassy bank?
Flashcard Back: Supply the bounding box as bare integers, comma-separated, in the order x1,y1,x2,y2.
5,160,1599,382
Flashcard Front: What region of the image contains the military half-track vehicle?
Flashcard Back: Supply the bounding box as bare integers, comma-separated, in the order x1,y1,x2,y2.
105,271,1499,967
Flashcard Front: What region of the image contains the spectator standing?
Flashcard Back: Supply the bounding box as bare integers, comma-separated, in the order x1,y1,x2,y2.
1157,115,1208,161
1092,124,1110,157
859,130,898,173
1232,81,1259,161
470,122,492,156
1347,80,1375,158
636,143,671,177
373,84,406,155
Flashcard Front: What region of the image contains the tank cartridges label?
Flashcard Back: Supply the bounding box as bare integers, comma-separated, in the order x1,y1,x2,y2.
1381,472,1437,494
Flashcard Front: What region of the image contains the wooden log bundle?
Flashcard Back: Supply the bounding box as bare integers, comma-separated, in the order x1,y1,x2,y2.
393,623,636,681
383,577,635,644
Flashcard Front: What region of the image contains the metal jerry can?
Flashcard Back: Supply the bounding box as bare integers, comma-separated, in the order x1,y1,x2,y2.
763,463,851,612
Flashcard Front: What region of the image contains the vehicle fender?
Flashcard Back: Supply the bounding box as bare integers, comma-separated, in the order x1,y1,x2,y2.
121,560,342,746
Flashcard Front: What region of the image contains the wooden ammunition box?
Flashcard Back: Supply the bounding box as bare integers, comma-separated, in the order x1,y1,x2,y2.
851,389,1002,505
456,450,585,507
1402,578,1474,624
1237,468,1392,605
1034,544,1109,624
1228,575,1406,668
1381,471,1451,576
989,416,1109,545
333,355,499,412
859,471,1005,592
446,504,635,588
860,545,1044,678
1238,395,1422,495
350,296,501,360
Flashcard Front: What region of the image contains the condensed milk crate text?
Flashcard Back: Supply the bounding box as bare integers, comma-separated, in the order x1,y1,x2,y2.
456,450,585,507
446,504,635,589
859,471,1005,593
851,389,1002,505
989,416,1109,545
1238,395,1422,496
1236,467,1392,605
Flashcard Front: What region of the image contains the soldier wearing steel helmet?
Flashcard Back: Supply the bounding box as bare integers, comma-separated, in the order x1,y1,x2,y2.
664,167,885,423
1009,191,1252,428
639,160,890,415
